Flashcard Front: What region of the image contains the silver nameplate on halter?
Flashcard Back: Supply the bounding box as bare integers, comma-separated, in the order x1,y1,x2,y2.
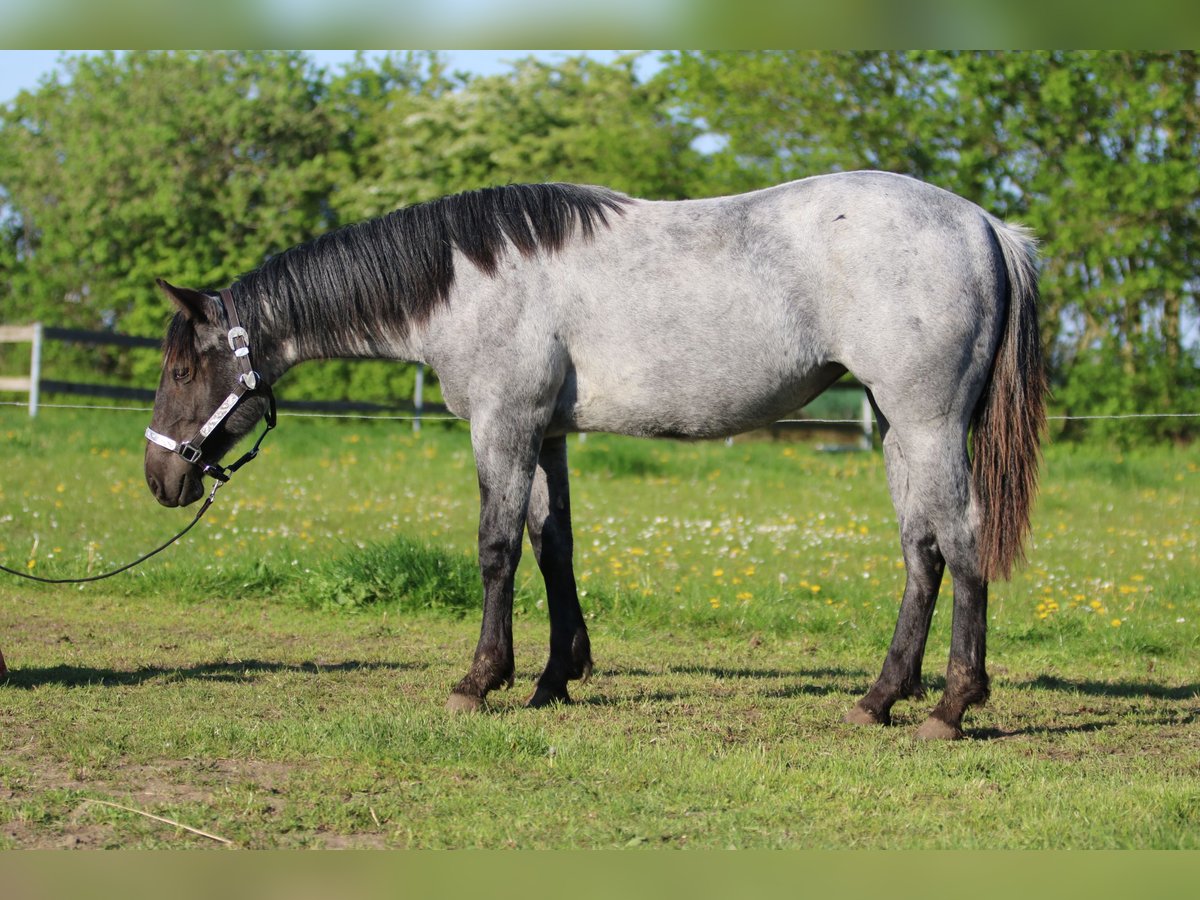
199,392,241,438
144,427,178,452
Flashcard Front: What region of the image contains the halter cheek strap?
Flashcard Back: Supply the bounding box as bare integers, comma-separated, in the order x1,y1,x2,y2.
145,288,276,482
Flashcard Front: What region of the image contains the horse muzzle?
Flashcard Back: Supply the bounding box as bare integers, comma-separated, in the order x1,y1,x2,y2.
145,447,206,507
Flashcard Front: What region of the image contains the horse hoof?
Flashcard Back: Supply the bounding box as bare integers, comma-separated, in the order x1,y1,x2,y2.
844,703,889,726
526,686,571,709
915,717,963,741
446,692,485,714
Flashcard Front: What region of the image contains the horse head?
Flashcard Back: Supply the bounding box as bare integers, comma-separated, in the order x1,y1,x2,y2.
144,280,272,507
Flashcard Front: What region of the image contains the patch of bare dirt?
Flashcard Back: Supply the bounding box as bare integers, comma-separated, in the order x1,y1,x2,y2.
2,818,116,850
1,727,304,848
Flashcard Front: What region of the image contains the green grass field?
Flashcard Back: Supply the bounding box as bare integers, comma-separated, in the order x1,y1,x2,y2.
1,407,1197,848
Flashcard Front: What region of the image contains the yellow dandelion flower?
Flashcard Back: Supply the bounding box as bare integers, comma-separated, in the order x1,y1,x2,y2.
1111,618,1122,628
709,597,720,609
712,568,725,578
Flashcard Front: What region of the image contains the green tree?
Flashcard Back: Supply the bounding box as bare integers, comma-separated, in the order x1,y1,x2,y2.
0,50,340,386
656,51,947,195
935,52,1200,443
333,52,701,219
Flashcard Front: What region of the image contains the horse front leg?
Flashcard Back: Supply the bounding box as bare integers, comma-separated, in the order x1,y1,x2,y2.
525,435,592,707
446,413,543,713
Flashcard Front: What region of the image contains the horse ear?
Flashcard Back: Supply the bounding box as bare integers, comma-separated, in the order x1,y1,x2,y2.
156,278,212,324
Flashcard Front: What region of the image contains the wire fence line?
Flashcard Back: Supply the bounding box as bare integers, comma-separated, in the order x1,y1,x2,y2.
3,399,1199,425
0,400,457,421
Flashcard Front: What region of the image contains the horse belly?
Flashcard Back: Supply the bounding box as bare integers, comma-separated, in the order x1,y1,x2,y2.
564,342,841,440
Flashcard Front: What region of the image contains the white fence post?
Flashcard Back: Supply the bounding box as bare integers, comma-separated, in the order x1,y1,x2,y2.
29,322,43,417
860,389,873,449
413,364,425,433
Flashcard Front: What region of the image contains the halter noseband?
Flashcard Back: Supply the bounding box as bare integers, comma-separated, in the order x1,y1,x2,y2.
145,288,276,483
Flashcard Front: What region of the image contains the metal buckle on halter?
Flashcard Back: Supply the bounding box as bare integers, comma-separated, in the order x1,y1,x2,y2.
240,370,258,391
227,326,250,357
178,442,203,464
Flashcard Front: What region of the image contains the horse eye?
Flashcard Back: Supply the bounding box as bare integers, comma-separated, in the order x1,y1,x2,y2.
171,366,190,381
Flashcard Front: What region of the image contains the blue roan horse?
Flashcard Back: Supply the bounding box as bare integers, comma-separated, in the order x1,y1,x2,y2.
145,172,1046,740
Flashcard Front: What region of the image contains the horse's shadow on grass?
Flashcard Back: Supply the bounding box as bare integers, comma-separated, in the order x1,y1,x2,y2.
2,659,426,689
583,664,870,705
608,664,867,683
969,676,1200,741
1013,674,1200,702
588,667,1200,738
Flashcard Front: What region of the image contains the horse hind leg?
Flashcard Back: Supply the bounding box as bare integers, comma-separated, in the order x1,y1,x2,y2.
846,402,945,726
869,419,989,740
915,470,990,741
524,435,593,708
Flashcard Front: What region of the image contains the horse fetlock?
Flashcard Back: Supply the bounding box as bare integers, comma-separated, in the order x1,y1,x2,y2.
451,653,514,707
471,649,515,690
852,679,907,723
574,656,594,684
920,682,984,740
526,682,572,709
945,661,990,708
570,631,593,682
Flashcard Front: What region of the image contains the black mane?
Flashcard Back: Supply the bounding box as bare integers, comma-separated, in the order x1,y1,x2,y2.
233,182,630,348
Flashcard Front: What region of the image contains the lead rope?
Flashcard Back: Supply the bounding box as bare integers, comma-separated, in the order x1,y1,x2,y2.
0,480,222,584
0,331,274,585
0,381,275,585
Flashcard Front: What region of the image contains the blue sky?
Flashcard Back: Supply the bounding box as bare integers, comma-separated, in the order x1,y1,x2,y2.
0,50,628,105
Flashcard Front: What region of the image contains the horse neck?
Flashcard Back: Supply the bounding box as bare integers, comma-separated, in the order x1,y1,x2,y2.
239,284,425,382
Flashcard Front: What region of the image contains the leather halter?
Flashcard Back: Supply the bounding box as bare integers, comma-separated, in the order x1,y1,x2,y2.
145,288,276,482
